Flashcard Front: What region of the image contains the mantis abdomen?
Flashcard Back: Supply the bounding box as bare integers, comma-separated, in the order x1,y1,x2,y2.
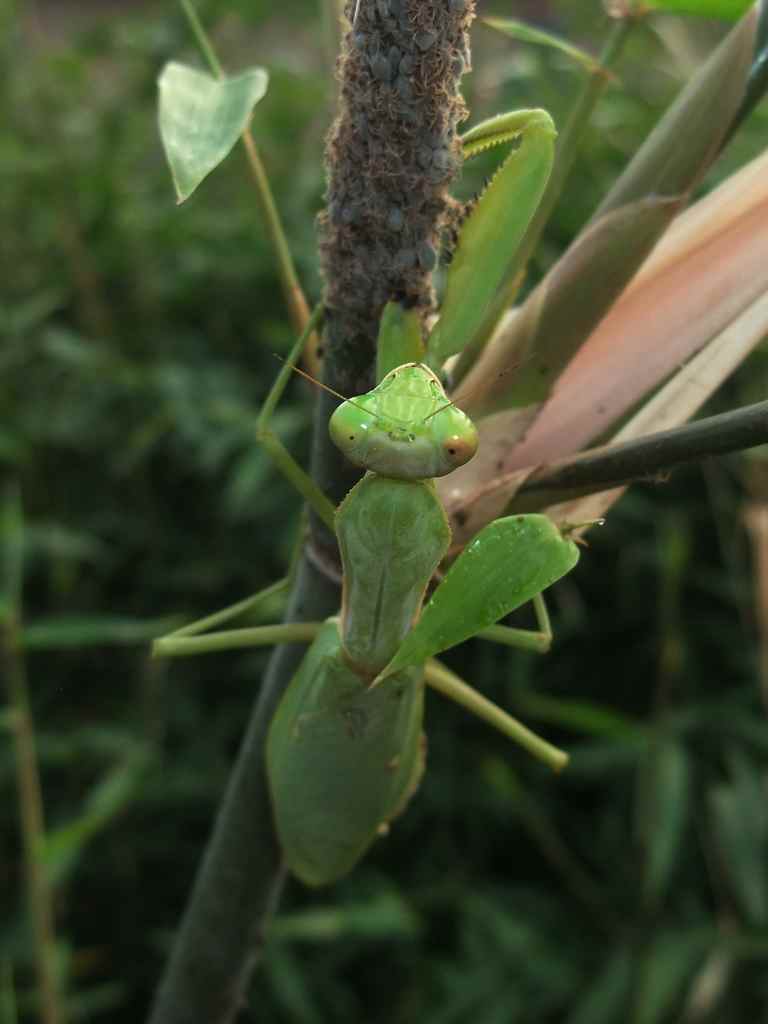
266,620,424,886
267,465,449,886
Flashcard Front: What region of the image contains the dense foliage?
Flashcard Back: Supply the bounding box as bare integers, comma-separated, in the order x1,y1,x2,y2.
3,1,768,1021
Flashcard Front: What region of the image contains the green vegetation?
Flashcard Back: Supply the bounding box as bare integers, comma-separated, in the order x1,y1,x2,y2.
3,2,768,1022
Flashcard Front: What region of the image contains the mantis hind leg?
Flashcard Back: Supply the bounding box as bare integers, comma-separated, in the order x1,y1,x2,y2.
424,657,568,772
478,593,552,654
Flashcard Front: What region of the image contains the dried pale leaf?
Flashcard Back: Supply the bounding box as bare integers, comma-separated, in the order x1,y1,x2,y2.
595,8,755,216
452,9,755,425
627,145,768,289
541,287,768,532
483,17,602,72
454,198,680,420
441,149,768,539
506,155,768,470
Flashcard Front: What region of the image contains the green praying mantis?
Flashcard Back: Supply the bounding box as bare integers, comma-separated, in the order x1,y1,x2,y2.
154,108,582,887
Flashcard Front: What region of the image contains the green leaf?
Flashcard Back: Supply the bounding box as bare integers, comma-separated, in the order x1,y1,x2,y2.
483,17,602,72
645,0,752,17
641,739,691,905
730,1,768,133
43,752,150,885
462,197,679,417
375,303,425,383
0,708,17,732
566,947,632,1024
709,750,768,925
263,946,322,1024
0,481,23,616
379,514,578,678
0,961,17,1024
21,615,181,649
634,929,713,1024
157,61,268,203
595,10,756,217
517,693,645,740
271,891,420,942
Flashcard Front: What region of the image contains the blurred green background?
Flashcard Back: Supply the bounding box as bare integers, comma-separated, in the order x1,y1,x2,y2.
3,1,768,1021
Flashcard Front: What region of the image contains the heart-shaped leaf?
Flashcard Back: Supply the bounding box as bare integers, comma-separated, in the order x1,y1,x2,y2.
158,61,268,203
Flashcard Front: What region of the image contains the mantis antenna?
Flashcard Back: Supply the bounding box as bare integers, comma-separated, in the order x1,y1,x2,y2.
272,352,382,422
422,362,526,424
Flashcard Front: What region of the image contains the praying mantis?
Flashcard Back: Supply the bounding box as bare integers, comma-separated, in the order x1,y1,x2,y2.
153,109,581,887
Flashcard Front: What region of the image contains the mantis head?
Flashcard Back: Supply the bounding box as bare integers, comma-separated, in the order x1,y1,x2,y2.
329,363,478,480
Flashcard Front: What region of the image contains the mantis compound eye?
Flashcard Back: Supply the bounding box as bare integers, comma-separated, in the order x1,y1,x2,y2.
442,432,478,468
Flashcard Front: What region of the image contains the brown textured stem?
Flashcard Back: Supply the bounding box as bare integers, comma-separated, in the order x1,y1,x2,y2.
319,0,474,399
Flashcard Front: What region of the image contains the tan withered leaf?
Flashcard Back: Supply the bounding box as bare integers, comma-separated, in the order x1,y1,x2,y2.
440,145,768,545
530,287,768,534
450,8,757,426
508,147,768,469
454,198,682,421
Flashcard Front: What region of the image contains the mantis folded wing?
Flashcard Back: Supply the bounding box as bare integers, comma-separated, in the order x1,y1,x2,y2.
154,109,580,886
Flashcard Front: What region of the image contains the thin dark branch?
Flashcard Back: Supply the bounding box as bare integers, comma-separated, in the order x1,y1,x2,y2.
512,400,768,511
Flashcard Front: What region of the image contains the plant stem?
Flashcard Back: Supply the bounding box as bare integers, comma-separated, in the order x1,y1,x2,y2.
2,482,63,1023
146,556,338,1024
240,130,315,341
0,960,19,1024
3,617,63,1024
529,12,636,245
179,0,223,76
512,399,768,511
178,0,314,342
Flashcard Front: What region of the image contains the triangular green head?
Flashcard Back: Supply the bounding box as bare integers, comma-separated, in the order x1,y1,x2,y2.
329,362,478,481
